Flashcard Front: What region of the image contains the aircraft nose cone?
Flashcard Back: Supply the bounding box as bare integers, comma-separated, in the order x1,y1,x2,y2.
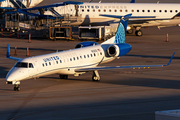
6,68,19,81
6,72,15,81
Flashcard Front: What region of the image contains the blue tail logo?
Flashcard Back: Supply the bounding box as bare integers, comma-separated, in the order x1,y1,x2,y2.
114,14,132,44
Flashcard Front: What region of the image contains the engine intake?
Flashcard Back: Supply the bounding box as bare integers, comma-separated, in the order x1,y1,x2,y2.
107,43,132,57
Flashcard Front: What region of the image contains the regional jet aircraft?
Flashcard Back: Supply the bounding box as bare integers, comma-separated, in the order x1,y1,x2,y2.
6,14,175,91
41,0,180,36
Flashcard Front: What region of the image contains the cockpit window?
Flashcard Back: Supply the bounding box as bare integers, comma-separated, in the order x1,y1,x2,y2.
15,62,34,68
15,62,28,68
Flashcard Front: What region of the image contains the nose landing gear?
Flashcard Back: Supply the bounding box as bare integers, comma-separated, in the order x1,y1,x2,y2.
14,84,20,91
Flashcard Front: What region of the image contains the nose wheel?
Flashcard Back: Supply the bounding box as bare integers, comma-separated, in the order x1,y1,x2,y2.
92,70,100,81
14,84,20,91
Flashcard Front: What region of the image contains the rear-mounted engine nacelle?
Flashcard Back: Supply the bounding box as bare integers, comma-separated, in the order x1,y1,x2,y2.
107,43,132,57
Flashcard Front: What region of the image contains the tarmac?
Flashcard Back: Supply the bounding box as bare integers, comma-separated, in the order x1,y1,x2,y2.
0,26,180,120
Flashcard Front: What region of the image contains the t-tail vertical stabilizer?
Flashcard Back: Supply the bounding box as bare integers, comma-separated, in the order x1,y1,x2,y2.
102,14,132,44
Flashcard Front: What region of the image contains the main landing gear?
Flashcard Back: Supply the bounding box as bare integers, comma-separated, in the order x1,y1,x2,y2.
59,75,68,79
92,70,100,81
135,30,143,36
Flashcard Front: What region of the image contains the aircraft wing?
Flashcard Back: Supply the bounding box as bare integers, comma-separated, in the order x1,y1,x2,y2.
75,52,175,72
6,44,22,61
21,1,83,11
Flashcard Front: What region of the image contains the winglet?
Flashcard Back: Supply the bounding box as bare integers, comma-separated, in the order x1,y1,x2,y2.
165,52,175,66
6,44,10,58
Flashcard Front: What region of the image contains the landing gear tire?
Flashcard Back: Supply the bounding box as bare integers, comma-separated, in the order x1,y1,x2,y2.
92,70,100,82
135,30,143,36
14,85,20,91
59,75,68,79
127,29,133,34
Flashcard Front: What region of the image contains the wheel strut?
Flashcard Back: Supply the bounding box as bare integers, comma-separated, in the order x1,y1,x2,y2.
92,70,100,81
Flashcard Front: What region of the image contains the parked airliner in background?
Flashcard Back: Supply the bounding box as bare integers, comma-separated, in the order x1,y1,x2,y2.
6,14,175,91
41,0,180,36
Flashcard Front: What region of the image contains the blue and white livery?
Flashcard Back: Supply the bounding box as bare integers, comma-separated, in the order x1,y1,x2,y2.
6,14,175,91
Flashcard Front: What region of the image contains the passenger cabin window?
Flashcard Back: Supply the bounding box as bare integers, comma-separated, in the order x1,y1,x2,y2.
49,62,51,65
104,9,106,12
60,60,62,63
137,10,139,12
45,63,47,66
154,10,156,12
42,63,44,67
87,9,89,12
29,63,34,68
56,61,58,64
165,10,167,12
148,10,150,12
15,62,28,68
125,10,128,12
120,10,122,12
159,10,162,12
132,10,134,12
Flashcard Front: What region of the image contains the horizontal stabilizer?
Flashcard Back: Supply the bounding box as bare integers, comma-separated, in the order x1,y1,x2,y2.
75,52,175,72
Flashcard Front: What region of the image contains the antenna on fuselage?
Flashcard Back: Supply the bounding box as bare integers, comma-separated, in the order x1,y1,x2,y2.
157,1,160,4
99,0,102,3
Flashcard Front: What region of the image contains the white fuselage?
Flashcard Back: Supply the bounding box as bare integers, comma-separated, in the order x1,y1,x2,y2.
44,3,180,26
6,44,115,81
